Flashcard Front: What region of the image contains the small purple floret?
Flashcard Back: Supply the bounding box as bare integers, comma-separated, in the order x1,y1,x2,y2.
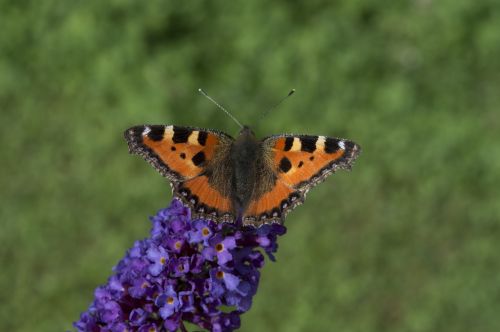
156,285,180,319
74,198,286,332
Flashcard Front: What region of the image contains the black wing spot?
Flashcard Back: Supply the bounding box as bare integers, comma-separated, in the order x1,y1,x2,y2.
171,146,176,151
192,151,206,166
298,161,304,168
309,156,315,161
325,138,340,153
172,127,191,143
198,131,208,146
284,137,294,151
279,157,292,173
147,126,165,141
180,153,186,159
300,136,317,153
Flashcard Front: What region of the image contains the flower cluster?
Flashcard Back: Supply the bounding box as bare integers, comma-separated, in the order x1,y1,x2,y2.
74,199,286,332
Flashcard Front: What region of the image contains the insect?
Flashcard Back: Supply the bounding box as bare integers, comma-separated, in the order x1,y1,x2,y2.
125,90,361,227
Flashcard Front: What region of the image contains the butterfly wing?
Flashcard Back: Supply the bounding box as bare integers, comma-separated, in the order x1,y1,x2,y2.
242,134,361,226
125,125,236,222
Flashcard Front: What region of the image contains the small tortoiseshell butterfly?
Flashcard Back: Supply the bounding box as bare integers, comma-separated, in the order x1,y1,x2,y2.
125,124,360,227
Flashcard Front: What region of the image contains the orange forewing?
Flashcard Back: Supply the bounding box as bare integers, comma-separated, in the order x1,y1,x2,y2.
273,148,344,188
270,136,347,189
142,129,220,179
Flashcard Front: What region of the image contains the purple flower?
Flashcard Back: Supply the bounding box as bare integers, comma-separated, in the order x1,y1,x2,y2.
129,308,147,326
170,256,190,277
189,253,204,274
128,278,150,299
155,285,180,319
178,289,195,312
203,234,237,265
147,244,169,276
166,236,185,254
74,198,286,332
210,268,240,292
100,300,122,324
188,219,214,244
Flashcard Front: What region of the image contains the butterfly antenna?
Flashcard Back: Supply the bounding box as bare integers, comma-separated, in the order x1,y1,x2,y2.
198,88,243,129
258,89,295,123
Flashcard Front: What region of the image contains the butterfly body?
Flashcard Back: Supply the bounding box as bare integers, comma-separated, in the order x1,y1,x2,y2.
229,126,261,215
125,124,360,227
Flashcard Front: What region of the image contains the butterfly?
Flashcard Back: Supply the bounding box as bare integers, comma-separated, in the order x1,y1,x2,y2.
125,124,361,227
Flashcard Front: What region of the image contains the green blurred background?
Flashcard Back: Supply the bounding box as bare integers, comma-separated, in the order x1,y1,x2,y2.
2,1,500,331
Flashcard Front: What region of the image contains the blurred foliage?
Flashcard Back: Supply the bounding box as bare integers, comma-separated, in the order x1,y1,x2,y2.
1,0,500,331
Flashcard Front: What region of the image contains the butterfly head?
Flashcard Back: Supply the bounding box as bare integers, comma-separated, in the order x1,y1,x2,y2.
238,125,256,139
